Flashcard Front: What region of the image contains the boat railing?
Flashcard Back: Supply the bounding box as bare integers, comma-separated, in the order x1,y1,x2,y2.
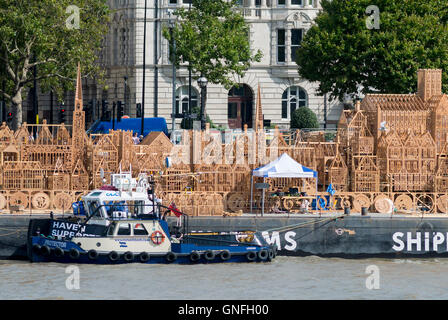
78,202,190,238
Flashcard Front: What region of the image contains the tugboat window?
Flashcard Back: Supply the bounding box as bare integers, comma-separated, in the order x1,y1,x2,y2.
87,200,101,217
134,200,145,215
117,223,132,236
133,223,148,236
107,223,117,236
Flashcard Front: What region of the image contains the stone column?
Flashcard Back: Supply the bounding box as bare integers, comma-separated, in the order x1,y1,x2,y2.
285,26,291,63
249,0,255,16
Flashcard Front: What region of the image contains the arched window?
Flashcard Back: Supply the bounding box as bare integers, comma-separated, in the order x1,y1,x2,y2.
175,86,198,117
281,86,307,119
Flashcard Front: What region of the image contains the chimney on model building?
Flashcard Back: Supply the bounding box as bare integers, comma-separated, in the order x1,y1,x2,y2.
417,69,442,101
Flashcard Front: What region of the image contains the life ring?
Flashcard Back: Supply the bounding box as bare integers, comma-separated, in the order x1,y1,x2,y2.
69,248,80,260
189,251,201,262
204,250,215,261
123,251,134,262
166,252,177,263
258,249,269,260
88,249,98,260
151,231,165,245
108,251,119,261
139,252,150,263
219,250,231,261
41,245,51,257
53,247,65,258
246,251,257,261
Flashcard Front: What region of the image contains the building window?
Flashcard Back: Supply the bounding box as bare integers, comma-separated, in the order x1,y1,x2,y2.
291,0,302,5
281,86,308,119
228,103,238,119
278,0,285,5
169,0,177,4
113,28,118,65
277,29,286,63
183,0,192,3
176,86,198,117
291,29,303,62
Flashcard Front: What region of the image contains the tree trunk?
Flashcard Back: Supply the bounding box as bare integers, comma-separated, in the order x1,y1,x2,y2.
11,88,23,131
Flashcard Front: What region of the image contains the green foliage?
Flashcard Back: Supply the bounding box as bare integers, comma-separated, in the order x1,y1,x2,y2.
0,0,110,126
296,0,448,101
290,107,319,129
163,0,262,89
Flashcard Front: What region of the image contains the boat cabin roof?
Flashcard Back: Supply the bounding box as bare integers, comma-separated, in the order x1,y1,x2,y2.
83,190,151,202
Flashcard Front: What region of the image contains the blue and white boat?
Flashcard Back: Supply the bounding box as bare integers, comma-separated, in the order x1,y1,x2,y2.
28,172,276,264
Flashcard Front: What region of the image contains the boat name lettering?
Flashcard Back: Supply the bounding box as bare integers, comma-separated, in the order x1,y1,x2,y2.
43,240,67,249
261,231,297,251
50,221,94,238
392,232,448,252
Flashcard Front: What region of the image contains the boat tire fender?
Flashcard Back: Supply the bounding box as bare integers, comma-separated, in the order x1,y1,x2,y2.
219,250,231,261
268,249,275,260
69,248,80,260
246,251,257,261
258,249,269,260
32,244,41,254
204,250,215,261
139,252,150,263
108,251,119,262
54,247,65,258
123,251,134,262
41,245,51,257
189,251,201,262
166,252,177,263
88,249,99,260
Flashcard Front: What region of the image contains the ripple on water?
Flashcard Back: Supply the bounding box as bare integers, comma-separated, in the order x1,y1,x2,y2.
1,257,448,299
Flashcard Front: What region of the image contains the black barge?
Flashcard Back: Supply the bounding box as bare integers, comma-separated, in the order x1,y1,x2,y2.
2,212,448,259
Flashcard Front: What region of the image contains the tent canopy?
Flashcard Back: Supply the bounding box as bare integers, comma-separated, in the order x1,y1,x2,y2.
252,153,317,178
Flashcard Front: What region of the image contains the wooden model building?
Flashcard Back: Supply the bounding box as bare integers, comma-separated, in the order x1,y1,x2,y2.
2,68,448,215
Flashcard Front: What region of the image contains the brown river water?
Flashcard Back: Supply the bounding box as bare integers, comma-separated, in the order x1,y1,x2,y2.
0,256,447,300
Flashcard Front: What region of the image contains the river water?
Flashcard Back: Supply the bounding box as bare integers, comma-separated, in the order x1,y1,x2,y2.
1,256,447,300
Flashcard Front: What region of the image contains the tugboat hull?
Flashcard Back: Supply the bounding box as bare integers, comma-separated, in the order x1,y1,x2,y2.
29,236,275,264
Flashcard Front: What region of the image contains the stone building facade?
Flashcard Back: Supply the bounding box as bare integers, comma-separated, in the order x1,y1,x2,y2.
22,0,343,130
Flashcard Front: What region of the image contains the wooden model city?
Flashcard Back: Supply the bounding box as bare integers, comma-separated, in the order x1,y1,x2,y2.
1,68,448,215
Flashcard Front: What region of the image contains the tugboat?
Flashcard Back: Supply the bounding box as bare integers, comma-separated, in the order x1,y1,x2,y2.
27,172,276,264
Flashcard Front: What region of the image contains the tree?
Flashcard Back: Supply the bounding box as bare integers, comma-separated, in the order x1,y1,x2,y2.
0,0,110,129
163,0,262,128
290,107,319,129
296,0,448,102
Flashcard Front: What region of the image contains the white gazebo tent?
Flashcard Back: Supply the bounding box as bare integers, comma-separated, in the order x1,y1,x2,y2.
250,153,318,215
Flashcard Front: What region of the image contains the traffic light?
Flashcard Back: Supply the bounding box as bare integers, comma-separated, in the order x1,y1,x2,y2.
59,108,66,123
117,101,123,122
101,100,109,121
136,103,142,118
6,112,13,123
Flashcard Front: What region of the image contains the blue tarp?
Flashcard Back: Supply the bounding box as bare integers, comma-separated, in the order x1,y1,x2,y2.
88,118,168,136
